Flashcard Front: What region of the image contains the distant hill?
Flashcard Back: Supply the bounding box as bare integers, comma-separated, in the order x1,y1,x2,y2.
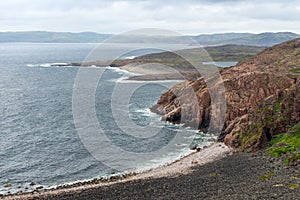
220,32,300,46
135,44,265,63
191,33,254,45
0,31,298,46
192,32,300,47
74,44,265,74
0,31,111,43
101,44,266,76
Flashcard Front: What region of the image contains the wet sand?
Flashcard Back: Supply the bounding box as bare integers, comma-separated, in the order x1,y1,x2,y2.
120,63,178,75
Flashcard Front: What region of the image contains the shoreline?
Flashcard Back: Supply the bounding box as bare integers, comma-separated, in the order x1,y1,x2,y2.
3,147,300,200
3,143,232,199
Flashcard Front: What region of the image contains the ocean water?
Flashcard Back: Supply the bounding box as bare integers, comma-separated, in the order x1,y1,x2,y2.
0,43,214,194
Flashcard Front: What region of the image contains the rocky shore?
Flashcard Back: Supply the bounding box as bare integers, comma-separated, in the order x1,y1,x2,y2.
4,148,299,199
3,143,232,199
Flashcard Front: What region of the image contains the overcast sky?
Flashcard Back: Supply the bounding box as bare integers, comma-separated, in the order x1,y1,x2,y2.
1,0,300,34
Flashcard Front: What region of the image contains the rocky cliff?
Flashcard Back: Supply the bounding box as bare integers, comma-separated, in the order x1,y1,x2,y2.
151,39,300,151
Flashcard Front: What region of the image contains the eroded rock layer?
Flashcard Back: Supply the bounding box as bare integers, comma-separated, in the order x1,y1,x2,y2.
151,39,300,150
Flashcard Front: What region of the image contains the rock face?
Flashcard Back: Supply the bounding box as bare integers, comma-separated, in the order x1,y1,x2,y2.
151,38,300,150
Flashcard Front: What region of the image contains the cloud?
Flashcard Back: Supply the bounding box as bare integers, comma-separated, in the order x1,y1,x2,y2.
0,0,299,34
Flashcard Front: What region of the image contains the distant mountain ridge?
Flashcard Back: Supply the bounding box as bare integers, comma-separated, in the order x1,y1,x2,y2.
217,32,300,46
0,31,299,46
190,33,254,45
0,31,111,43
191,32,300,46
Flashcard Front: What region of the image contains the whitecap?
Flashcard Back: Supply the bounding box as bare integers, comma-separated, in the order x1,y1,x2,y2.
26,62,70,68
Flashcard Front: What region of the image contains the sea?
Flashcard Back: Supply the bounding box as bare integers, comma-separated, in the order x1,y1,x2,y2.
0,43,232,194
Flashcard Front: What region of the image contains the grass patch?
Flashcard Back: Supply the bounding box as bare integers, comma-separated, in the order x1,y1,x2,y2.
241,131,262,149
259,172,274,180
209,173,218,177
285,152,300,164
274,104,281,113
289,67,300,73
289,184,299,190
268,124,300,164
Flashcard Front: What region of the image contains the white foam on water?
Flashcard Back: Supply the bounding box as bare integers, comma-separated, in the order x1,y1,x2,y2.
26,63,73,68
124,56,136,59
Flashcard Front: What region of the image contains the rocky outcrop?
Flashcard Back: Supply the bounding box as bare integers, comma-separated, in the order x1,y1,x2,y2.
224,80,300,150
151,38,300,150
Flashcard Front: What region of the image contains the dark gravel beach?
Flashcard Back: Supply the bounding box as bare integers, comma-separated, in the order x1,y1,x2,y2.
8,152,300,200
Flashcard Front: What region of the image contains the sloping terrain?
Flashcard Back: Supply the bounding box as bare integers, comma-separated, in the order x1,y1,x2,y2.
151,39,300,159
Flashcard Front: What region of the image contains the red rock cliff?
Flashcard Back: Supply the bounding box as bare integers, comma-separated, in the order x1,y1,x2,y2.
151,39,300,150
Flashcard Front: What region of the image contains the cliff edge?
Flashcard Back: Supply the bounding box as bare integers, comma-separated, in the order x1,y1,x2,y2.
151,38,300,152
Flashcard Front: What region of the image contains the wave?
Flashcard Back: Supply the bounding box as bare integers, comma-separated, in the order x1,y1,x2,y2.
106,66,136,75
124,56,136,59
26,63,106,69
26,63,73,68
132,107,151,114
118,79,182,84
36,143,209,193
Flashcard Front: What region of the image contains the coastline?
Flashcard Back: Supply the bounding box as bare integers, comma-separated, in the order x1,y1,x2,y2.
6,42,299,199
120,63,191,81
3,143,232,199
120,63,176,75
2,63,232,199
4,143,300,200
2,38,299,199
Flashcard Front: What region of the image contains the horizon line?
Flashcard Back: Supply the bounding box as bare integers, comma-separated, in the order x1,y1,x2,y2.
0,30,299,36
